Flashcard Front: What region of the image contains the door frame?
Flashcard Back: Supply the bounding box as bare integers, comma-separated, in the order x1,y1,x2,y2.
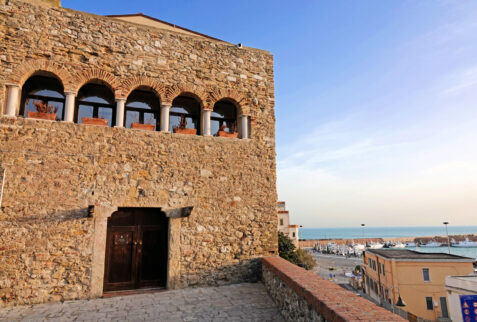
90,205,182,298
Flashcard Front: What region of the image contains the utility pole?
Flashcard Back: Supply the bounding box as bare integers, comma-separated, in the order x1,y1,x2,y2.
361,223,365,242
443,222,450,254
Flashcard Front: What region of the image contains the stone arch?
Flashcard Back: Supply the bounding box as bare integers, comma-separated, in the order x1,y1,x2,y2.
164,84,208,108
207,88,250,115
7,59,73,90
72,68,121,98
119,76,166,101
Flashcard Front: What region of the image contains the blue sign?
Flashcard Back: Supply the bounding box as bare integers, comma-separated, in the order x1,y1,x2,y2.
460,295,477,322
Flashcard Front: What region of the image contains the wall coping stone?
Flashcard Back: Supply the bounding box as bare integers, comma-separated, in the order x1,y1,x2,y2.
261,257,405,322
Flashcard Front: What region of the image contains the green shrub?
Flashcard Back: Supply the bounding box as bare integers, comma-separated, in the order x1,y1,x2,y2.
296,248,316,270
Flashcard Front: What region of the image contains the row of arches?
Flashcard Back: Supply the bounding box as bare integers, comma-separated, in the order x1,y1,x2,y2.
18,74,242,136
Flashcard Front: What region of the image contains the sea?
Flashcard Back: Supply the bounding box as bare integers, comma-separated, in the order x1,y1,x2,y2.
301,226,477,260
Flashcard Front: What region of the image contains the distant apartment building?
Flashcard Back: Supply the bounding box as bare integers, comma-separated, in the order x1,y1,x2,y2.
445,275,477,322
277,201,299,247
363,249,475,321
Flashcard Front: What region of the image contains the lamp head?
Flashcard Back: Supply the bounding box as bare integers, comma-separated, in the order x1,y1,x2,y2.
395,295,406,307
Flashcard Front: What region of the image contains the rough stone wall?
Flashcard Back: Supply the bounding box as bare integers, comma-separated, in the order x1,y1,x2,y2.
262,265,325,322
0,0,277,307
261,257,406,322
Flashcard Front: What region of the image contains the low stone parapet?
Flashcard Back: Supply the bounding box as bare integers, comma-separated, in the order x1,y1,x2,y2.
261,257,405,321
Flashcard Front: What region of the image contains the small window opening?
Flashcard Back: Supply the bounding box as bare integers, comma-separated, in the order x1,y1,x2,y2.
170,95,200,134
76,83,115,126
21,75,65,120
212,99,237,135
125,89,160,130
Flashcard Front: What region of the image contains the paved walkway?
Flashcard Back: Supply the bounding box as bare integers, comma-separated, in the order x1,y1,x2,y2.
0,283,284,322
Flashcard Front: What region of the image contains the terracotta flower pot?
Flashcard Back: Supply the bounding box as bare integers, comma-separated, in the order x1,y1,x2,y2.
27,111,56,121
82,117,108,126
218,131,238,138
173,127,197,135
132,123,155,131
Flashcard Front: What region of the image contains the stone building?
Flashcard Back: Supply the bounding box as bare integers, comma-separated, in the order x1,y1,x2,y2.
0,0,277,306
277,201,299,247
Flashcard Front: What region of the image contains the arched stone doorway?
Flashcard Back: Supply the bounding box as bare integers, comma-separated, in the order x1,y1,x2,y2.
103,208,168,292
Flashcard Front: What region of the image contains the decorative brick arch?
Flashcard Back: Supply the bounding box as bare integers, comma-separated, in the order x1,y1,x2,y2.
163,84,208,107
207,89,250,115
71,68,121,97
7,59,73,90
119,76,166,101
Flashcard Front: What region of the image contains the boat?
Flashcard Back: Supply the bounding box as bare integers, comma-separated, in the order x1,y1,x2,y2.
452,238,477,248
406,242,416,247
368,242,384,249
419,241,442,248
392,242,406,248
353,244,366,251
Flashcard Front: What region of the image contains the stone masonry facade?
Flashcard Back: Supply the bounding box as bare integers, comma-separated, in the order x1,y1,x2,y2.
0,0,277,306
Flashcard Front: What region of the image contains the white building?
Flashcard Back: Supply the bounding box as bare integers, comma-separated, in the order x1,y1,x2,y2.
277,201,299,247
445,275,477,322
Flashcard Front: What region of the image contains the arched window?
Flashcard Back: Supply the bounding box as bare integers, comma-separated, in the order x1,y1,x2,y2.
212,99,237,136
20,75,65,120
170,95,201,135
125,88,160,130
76,82,115,126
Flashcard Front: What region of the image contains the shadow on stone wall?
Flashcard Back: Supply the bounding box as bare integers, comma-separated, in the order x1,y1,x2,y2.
180,258,263,289
1,207,91,224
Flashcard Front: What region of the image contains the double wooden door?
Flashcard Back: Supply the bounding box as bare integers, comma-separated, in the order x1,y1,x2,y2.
103,208,168,292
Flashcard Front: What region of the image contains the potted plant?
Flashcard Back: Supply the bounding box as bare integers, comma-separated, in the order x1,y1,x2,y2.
173,114,197,135
27,100,58,121
131,115,155,131
82,116,108,126
217,122,238,138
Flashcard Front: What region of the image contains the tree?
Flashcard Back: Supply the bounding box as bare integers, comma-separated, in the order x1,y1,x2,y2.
278,232,299,263
278,232,316,270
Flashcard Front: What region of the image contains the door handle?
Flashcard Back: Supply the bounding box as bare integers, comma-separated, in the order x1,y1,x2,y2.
138,241,143,245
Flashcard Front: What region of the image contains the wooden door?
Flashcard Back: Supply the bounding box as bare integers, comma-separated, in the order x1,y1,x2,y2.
103,208,168,292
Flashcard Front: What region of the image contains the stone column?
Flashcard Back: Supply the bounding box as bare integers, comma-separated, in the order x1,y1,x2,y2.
202,109,211,136
240,115,249,139
115,99,125,127
160,103,171,132
63,91,75,122
5,84,20,117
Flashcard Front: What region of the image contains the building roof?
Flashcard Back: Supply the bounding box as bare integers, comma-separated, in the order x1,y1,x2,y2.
446,275,477,292
106,13,225,42
367,249,475,262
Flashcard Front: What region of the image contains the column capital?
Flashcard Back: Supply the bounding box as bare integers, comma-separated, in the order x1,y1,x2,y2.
115,97,126,102
161,103,172,108
64,91,76,95
5,83,20,88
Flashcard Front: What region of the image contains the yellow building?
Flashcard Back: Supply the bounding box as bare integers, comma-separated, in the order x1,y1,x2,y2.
363,249,475,321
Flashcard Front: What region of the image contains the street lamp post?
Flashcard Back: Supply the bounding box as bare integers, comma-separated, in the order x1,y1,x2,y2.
443,222,450,254
389,285,406,313
361,224,365,242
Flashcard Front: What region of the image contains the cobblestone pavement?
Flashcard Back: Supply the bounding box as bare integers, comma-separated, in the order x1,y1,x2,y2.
0,283,284,322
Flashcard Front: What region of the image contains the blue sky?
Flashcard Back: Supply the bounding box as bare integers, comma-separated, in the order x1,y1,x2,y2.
65,0,477,227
